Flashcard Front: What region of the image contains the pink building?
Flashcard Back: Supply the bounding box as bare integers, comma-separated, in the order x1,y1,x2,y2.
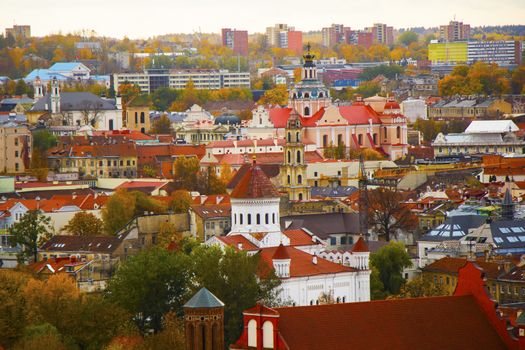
221,28,248,56
287,31,303,56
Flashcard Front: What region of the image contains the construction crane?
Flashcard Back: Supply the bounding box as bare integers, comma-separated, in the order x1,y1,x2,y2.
358,154,369,240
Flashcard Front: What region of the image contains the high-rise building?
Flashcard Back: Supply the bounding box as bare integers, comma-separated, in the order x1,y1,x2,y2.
322,24,352,47
439,21,470,42
266,24,293,47
357,32,374,49
221,28,248,56
371,23,393,46
287,31,303,56
5,25,31,40
428,40,522,66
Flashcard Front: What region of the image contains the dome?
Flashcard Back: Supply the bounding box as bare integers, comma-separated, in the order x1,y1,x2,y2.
214,114,240,125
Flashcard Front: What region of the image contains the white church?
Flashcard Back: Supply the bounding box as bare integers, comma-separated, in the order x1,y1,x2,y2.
205,159,371,306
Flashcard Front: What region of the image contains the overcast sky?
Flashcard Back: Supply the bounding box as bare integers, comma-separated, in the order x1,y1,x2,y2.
1,0,524,39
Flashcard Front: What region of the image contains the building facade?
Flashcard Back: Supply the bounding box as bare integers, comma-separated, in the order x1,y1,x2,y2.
439,21,471,42
0,122,30,174
221,28,248,56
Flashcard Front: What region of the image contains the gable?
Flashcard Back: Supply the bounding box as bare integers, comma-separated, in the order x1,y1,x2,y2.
316,105,348,126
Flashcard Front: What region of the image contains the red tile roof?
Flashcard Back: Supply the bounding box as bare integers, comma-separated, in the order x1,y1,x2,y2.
216,235,259,251
283,229,319,246
258,246,355,278
269,107,292,128
230,161,280,199
272,244,291,259
270,295,507,350
423,257,504,279
351,236,369,252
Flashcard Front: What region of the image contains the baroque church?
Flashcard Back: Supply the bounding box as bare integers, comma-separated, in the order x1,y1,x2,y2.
247,46,408,160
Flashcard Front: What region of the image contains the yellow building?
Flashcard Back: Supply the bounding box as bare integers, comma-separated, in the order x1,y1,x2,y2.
0,123,31,174
125,95,150,133
428,42,468,64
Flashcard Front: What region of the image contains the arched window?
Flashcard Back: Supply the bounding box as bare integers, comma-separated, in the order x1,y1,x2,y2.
298,193,303,200
296,132,300,142
296,150,301,164
396,126,401,139
140,127,145,133
135,112,138,124
189,324,195,350
262,321,274,348
298,174,302,184
212,324,220,350
248,319,257,347
265,213,269,224
287,132,291,142
247,214,252,225
256,214,261,225
304,92,310,98
383,127,387,139
287,151,291,163
319,92,324,98
304,106,310,116
240,214,243,225
234,213,237,225
200,325,207,349
287,175,291,184
140,112,145,123
272,213,276,224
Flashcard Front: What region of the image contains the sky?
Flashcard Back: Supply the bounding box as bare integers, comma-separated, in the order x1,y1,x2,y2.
1,0,524,39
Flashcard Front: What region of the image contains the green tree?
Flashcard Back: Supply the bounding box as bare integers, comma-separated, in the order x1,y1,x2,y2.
370,242,412,295
352,81,381,98
10,210,52,263
61,211,104,236
370,266,387,300
368,188,417,242
131,190,166,216
134,311,185,350
30,130,57,181
151,87,179,111
102,190,136,234
13,323,66,350
174,156,200,190
14,79,30,95
397,31,419,46
359,65,404,81
150,114,173,134
105,247,192,334
189,245,281,346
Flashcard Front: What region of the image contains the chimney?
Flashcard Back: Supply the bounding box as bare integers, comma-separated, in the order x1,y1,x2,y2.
237,243,243,250
312,255,318,265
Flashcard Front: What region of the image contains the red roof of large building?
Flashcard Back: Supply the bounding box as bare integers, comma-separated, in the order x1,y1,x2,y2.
230,161,280,199
258,245,355,278
351,236,369,252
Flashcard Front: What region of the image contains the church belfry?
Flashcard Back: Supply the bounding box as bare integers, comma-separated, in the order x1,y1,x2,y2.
281,109,310,201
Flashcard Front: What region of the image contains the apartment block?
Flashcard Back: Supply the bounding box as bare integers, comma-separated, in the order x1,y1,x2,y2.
113,69,251,93
322,24,352,47
221,28,248,56
5,25,31,40
0,122,31,174
371,23,393,46
439,21,470,42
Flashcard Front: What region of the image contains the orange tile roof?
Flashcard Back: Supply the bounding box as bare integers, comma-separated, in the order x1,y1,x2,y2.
282,229,319,246
216,235,259,251
351,237,369,252
231,161,280,199
258,245,356,278
423,257,504,279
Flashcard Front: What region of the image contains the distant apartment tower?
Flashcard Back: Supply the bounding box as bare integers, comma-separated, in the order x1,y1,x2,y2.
439,21,470,42
266,24,293,47
265,23,302,55
322,24,352,47
221,28,248,56
5,25,31,40
371,23,393,46
356,31,374,49
287,31,303,55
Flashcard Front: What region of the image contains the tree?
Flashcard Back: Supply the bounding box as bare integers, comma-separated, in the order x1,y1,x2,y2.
134,312,185,350
359,65,404,81
105,247,192,334
169,190,192,214
174,156,200,190
102,190,136,234
150,114,173,134
151,87,179,111
14,79,30,95
370,266,387,300
189,245,281,346
258,85,288,106
368,188,417,242
413,118,444,143
62,211,104,236
511,66,525,94
131,190,166,216
13,323,66,350
370,242,412,295
10,210,52,263
30,130,57,181
398,275,447,298
0,270,30,348
219,163,233,185
397,31,419,46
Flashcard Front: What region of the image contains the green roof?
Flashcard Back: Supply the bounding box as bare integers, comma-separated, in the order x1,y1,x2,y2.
184,287,224,308
128,94,150,107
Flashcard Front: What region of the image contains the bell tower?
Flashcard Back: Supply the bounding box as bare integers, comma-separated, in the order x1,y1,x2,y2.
184,287,225,350
281,109,310,201
34,76,44,101
50,76,61,114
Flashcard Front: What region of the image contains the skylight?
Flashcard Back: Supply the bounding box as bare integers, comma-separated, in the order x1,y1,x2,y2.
494,237,504,243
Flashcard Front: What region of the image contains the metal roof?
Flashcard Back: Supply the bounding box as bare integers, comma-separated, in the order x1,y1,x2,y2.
184,287,224,308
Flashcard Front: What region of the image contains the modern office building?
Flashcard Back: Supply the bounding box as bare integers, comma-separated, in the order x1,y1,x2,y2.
113,69,250,93
439,21,471,42
429,40,522,66
221,28,248,56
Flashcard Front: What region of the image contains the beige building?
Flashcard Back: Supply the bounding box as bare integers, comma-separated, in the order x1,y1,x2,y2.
124,95,150,133
428,98,512,120
0,122,31,174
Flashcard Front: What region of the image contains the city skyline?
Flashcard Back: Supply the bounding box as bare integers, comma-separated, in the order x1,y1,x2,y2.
2,0,524,39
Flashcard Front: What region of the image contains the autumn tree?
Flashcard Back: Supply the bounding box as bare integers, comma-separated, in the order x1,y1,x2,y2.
258,84,288,106
368,188,417,242
0,270,30,348
13,324,66,350
173,156,200,190
219,163,234,185
397,31,419,46
30,130,57,181
134,311,185,350
102,190,136,234
169,190,192,214
398,275,447,298
10,210,52,263
370,242,412,295
150,114,173,134
62,211,104,236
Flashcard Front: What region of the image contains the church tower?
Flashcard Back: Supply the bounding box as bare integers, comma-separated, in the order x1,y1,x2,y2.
281,110,310,201
288,43,331,118
50,76,61,114
184,287,225,350
34,76,44,101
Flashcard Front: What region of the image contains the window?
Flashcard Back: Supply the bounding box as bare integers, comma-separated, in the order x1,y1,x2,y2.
240,214,243,225
341,236,347,245
265,213,269,224
140,112,145,123
287,175,291,184
287,151,291,163
272,213,276,224
298,175,302,184
296,150,301,163
256,214,261,225
287,132,291,142
15,163,19,171
135,112,138,124
358,134,363,145
248,320,257,347
396,126,401,139
247,214,252,225
323,135,328,147
304,106,310,116
446,277,450,285
14,151,18,157
330,237,336,245
262,321,274,348
298,193,303,200
296,132,300,142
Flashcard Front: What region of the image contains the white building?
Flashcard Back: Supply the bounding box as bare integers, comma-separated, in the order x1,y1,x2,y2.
400,98,428,123
205,159,371,306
